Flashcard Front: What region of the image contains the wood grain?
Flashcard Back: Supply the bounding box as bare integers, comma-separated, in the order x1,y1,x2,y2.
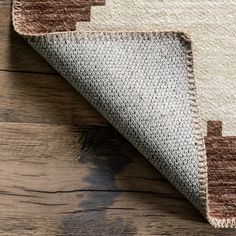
0,71,106,125
0,0,235,235
0,122,234,236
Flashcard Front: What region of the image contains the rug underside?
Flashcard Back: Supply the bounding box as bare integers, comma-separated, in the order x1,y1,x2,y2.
12,0,236,228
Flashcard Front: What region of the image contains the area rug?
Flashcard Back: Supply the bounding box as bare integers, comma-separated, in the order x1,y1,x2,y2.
12,0,236,228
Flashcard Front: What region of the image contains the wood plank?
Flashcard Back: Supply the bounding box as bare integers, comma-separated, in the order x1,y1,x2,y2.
0,122,235,235
0,71,106,125
0,0,56,73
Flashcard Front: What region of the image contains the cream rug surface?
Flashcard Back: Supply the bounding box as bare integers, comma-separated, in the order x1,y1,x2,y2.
12,0,236,228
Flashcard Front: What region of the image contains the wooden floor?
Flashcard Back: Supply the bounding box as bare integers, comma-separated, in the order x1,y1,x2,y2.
0,1,235,235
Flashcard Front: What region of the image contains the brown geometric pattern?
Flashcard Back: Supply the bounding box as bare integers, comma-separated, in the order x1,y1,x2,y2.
205,121,236,220
13,0,105,35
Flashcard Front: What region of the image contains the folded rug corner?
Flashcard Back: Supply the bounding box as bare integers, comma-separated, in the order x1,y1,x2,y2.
12,0,236,228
